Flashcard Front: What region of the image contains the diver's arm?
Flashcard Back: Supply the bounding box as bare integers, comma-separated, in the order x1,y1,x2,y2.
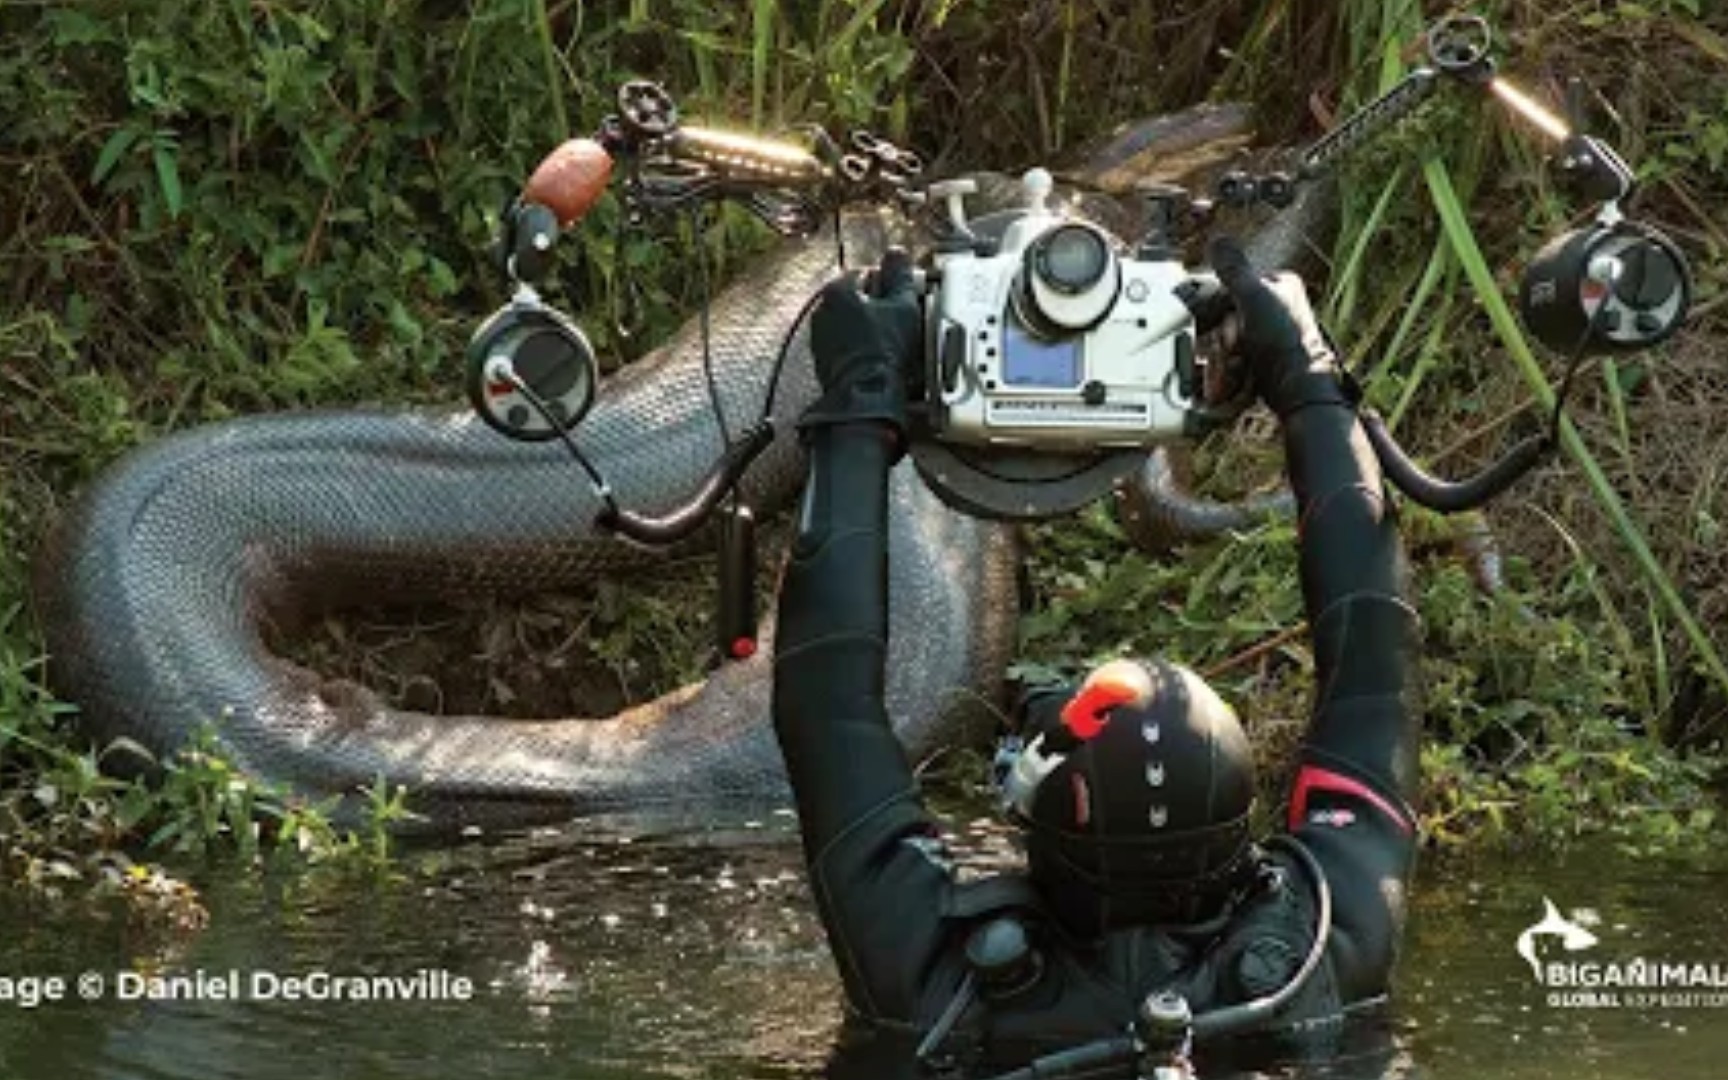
1279,397,1421,1005
770,267,960,1025
773,424,958,1024
1209,237,1420,1004
774,424,911,846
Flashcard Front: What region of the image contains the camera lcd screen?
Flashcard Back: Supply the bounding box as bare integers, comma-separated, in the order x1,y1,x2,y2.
1001,321,1082,388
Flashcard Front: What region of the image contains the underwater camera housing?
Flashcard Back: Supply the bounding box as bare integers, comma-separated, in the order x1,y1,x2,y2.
922,169,1231,453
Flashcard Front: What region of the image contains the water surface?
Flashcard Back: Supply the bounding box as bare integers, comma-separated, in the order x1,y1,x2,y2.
2,817,1724,1080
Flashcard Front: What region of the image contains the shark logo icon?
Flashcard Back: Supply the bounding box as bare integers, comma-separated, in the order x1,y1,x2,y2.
1516,897,1600,980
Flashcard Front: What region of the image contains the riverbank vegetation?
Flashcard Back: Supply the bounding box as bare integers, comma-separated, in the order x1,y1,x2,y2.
3,0,1726,900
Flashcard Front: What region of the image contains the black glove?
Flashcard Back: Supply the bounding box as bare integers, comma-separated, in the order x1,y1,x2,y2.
799,248,920,448
1208,235,1351,418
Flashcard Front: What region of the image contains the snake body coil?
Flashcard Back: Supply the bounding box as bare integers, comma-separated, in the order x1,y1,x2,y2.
35,108,1326,829
35,217,1017,827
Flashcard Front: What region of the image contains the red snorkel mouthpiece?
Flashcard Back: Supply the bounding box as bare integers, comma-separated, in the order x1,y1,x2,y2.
1059,660,1157,741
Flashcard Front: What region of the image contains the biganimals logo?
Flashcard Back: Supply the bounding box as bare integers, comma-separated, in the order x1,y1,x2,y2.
1515,896,1728,1010
1515,897,1599,980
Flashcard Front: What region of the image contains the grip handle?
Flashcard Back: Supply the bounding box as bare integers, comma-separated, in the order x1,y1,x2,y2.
715,504,759,661
523,138,615,227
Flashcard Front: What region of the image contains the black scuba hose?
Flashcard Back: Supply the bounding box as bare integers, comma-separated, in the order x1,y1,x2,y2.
1355,274,1611,515
492,359,779,547
596,420,777,545
1189,834,1333,1041
1359,410,1549,514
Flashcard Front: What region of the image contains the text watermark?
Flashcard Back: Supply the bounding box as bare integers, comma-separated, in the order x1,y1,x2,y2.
0,968,474,1008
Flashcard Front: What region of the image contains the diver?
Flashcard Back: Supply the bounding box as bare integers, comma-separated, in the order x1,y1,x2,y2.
770,235,1421,1077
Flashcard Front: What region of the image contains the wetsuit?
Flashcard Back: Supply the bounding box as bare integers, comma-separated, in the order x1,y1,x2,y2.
771,375,1421,1072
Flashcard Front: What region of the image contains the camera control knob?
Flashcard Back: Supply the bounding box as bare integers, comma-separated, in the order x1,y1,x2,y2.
1259,172,1297,209
1022,167,1055,214
1215,170,1258,208
1175,334,1197,399
1136,182,1191,258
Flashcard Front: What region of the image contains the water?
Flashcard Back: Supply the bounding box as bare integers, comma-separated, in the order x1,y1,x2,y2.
1397,851,1728,1080
2,819,1725,1080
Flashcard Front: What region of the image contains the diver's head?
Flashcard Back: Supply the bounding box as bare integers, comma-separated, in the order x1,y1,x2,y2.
1004,658,1256,939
